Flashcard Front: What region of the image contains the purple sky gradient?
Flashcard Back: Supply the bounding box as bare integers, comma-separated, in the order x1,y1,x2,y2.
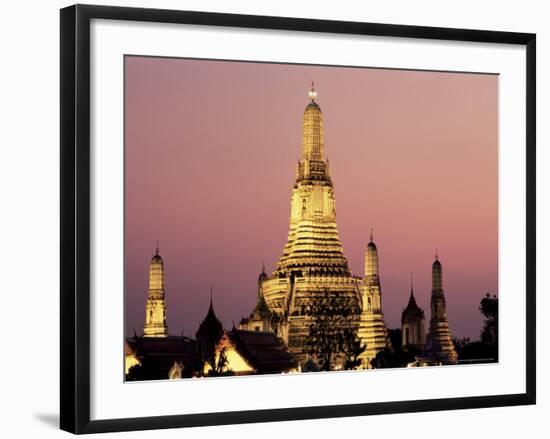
124,56,498,340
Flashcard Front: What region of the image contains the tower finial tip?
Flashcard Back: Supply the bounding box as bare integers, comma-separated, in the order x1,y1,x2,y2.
370,228,374,242
308,81,317,101
155,240,160,255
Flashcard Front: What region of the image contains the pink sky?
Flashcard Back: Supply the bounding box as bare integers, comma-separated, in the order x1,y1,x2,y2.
124,56,498,340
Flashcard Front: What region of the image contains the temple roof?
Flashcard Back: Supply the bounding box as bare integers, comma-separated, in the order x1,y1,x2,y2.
127,335,195,355
401,289,425,324
196,298,224,340
225,329,297,374
125,335,199,377
124,340,135,356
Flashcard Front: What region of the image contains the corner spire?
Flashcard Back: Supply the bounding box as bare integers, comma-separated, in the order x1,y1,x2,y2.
209,284,213,309
410,272,414,295
144,242,168,337
435,248,438,261
370,228,374,243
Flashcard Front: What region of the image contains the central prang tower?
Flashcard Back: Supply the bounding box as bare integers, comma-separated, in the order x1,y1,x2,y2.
242,84,391,367
275,84,349,277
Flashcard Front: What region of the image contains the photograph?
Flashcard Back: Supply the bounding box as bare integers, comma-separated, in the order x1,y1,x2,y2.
123,56,499,381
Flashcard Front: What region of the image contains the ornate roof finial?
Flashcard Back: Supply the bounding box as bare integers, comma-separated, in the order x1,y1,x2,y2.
370,228,374,243
262,260,266,273
209,284,213,308
155,240,160,256
308,81,317,101
410,272,414,292
435,248,439,261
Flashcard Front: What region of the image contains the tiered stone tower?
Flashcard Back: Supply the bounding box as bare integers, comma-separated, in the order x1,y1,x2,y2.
357,232,391,364
274,84,349,277
250,84,390,366
424,254,457,362
143,243,168,337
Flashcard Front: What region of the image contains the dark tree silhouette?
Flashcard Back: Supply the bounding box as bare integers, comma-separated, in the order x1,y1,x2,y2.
453,293,498,363
480,293,498,346
370,338,417,369
206,347,234,377
342,326,367,370
480,292,498,361
453,337,493,361
387,328,402,350
304,288,359,371
370,349,393,369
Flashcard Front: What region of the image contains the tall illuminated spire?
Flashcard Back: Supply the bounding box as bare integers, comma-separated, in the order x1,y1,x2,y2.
143,244,168,337
425,254,457,361
358,229,391,364
276,84,348,276
252,84,390,366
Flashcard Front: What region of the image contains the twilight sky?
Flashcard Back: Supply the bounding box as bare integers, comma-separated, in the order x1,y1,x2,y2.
124,56,498,341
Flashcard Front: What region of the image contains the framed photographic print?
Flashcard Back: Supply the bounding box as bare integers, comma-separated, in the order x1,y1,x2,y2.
60,4,536,434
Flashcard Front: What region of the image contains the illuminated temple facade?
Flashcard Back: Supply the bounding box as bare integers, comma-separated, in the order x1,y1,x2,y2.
240,85,391,367
125,85,467,379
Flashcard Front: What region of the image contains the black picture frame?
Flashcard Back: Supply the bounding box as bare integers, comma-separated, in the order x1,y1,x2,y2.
60,4,536,434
